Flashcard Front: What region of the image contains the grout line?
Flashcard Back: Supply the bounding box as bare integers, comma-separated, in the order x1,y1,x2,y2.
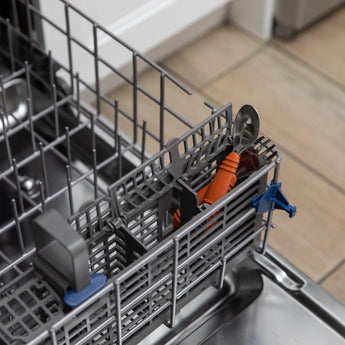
273,140,345,195
270,39,345,93
161,38,345,197
275,142,345,196
165,58,345,196
317,257,345,284
161,43,268,91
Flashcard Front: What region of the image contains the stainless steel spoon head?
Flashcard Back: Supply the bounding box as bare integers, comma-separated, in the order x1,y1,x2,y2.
232,104,260,154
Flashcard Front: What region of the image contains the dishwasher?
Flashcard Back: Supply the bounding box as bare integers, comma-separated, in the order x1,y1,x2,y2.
0,1,344,345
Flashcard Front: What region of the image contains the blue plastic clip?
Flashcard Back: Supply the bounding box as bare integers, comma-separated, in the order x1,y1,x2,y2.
64,273,106,308
252,181,296,218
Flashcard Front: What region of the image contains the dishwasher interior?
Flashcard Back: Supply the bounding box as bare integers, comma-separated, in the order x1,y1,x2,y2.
0,1,344,345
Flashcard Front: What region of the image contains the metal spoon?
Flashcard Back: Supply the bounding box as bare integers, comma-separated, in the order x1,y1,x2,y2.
232,104,260,154
200,105,260,207
173,105,260,229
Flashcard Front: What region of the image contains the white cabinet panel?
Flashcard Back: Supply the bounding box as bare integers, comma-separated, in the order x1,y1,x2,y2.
40,0,231,88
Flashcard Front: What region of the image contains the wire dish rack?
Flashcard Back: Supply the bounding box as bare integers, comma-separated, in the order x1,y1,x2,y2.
0,1,281,344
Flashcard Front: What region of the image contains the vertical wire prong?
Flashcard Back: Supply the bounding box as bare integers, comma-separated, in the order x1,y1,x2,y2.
12,158,24,213
91,113,96,151
11,199,25,254
93,24,100,116
159,73,165,149
114,98,118,150
76,73,81,123
92,148,98,199
52,84,59,137
24,61,33,102
1,111,12,165
39,181,46,213
48,50,54,87
132,53,138,144
65,126,72,172
27,97,36,151
0,75,9,120
141,120,147,163
39,142,49,197
118,135,122,179
66,164,74,215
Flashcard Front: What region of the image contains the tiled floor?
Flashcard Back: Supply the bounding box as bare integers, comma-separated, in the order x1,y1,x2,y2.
103,7,345,304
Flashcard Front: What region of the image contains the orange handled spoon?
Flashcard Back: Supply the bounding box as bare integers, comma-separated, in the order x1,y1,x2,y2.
202,105,260,206
173,105,260,229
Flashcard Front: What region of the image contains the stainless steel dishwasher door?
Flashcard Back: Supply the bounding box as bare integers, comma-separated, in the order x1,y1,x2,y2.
140,248,345,345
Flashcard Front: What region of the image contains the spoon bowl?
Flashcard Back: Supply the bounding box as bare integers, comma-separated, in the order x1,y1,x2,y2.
232,105,260,154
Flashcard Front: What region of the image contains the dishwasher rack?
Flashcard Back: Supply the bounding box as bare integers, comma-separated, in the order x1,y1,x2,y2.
0,1,282,344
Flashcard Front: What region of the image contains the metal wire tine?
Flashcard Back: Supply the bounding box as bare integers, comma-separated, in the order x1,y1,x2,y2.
52,84,59,137
118,135,122,179
86,210,92,240
0,75,9,119
48,50,54,87
12,158,24,214
96,202,102,231
39,142,49,197
92,148,98,199
204,101,217,113
65,126,72,170
91,113,96,151
1,111,13,165
66,164,74,215
24,61,33,102
170,238,179,328
93,23,100,116
141,120,147,163
76,73,81,122
132,52,138,144
27,97,36,151
160,73,165,150
6,19,15,72
64,3,74,93
114,98,119,150
39,181,46,213
11,199,25,254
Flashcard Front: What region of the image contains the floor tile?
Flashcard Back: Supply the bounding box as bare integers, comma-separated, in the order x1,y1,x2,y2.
203,46,345,191
275,6,345,87
321,263,345,305
268,153,345,281
163,24,263,88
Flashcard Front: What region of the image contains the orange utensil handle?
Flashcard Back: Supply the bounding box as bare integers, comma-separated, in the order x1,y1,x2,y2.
201,151,240,233
202,152,240,206
173,183,210,229
173,152,240,230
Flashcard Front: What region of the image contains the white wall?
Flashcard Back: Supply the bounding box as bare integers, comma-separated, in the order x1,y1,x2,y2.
39,0,232,89
39,0,275,92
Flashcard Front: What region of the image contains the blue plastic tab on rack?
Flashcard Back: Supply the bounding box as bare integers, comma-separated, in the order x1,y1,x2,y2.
252,181,296,218
64,273,106,308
